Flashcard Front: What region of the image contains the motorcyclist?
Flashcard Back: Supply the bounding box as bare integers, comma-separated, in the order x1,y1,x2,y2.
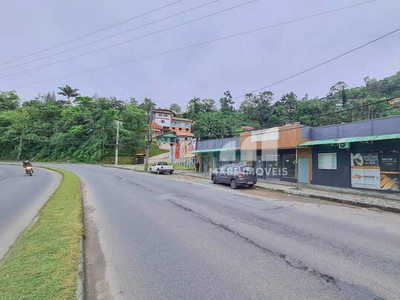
22,160,34,173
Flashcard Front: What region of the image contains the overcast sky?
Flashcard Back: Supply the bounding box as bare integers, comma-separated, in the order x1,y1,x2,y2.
1,0,400,109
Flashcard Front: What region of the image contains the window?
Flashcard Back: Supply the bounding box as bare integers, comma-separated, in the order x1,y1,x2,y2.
282,154,296,178
179,128,182,130
161,120,165,123
186,128,189,131
318,153,337,170
172,127,175,130
241,166,254,174
226,166,233,175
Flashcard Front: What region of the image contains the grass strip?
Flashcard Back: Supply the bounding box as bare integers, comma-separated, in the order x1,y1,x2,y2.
0,167,83,300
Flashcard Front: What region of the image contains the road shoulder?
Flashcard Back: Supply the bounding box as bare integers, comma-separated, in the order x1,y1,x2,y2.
0,167,84,300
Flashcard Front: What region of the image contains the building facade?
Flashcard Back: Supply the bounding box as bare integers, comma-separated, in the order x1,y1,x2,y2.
191,116,400,193
151,109,194,149
299,116,400,192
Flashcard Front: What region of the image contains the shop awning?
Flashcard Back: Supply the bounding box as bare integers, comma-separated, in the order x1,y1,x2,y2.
189,148,237,154
162,133,176,138
298,133,400,147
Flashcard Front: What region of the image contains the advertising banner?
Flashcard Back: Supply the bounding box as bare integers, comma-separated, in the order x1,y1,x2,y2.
351,153,380,190
380,152,399,191
187,139,195,152
175,144,180,159
351,152,399,191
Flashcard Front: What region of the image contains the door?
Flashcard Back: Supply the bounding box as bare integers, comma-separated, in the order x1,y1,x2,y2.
219,165,228,183
298,158,310,183
202,156,210,173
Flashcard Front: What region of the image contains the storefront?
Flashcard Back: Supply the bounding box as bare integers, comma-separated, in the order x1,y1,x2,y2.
300,135,400,192
350,139,400,192
191,137,241,173
240,124,310,182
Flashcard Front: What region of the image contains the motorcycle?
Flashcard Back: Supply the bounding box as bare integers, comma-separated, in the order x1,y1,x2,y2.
25,166,33,176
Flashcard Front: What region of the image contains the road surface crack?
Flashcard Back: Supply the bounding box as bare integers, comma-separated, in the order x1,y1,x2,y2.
168,200,385,300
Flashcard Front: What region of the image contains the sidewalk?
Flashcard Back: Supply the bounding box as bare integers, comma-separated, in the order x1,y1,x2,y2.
105,165,400,213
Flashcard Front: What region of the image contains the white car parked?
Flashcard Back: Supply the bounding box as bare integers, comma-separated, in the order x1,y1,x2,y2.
150,162,174,174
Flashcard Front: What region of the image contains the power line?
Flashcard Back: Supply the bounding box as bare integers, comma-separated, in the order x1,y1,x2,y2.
213,97,399,138
1,0,257,80
0,0,222,73
232,29,400,101
315,97,397,118
0,0,184,66
8,0,378,89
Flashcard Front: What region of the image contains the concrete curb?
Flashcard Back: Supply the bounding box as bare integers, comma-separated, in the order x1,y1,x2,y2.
76,239,84,300
259,186,400,214
76,177,85,300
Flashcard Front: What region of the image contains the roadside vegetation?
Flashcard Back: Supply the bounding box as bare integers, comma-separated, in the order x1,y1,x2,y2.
0,167,83,300
1,72,400,162
99,142,169,164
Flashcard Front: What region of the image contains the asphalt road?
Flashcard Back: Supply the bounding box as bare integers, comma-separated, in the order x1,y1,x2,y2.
0,165,61,260
51,164,400,300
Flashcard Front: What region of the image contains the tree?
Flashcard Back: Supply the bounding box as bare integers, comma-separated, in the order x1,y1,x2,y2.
139,98,156,117
129,97,138,106
239,91,273,126
219,91,235,113
185,97,216,119
170,103,181,115
327,82,348,106
185,97,202,119
57,85,80,105
44,91,57,103
280,92,298,122
201,99,217,112
363,76,377,87
192,111,240,139
0,91,19,110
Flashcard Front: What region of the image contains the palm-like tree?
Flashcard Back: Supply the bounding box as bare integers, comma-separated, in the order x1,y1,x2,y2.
57,85,80,105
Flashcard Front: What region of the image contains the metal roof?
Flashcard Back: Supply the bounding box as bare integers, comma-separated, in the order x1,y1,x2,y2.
298,133,400,147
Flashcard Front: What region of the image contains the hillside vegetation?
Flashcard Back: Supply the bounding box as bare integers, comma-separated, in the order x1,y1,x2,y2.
1,72,400,162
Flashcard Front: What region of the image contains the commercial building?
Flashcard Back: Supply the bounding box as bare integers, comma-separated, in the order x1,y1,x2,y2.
191,115,400,192
299,115,400,192
191,137,240,173
240,124,309,182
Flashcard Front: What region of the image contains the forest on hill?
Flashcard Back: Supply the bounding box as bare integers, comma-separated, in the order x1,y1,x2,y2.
1,72,400,163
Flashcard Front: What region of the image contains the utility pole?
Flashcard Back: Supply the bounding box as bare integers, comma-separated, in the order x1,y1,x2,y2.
115,120,120,165
144,110,154,171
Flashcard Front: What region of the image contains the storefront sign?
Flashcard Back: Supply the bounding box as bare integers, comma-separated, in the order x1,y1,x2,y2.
351,152,399,191
351,167,381,189
380,152,399,191
351,153,380,190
